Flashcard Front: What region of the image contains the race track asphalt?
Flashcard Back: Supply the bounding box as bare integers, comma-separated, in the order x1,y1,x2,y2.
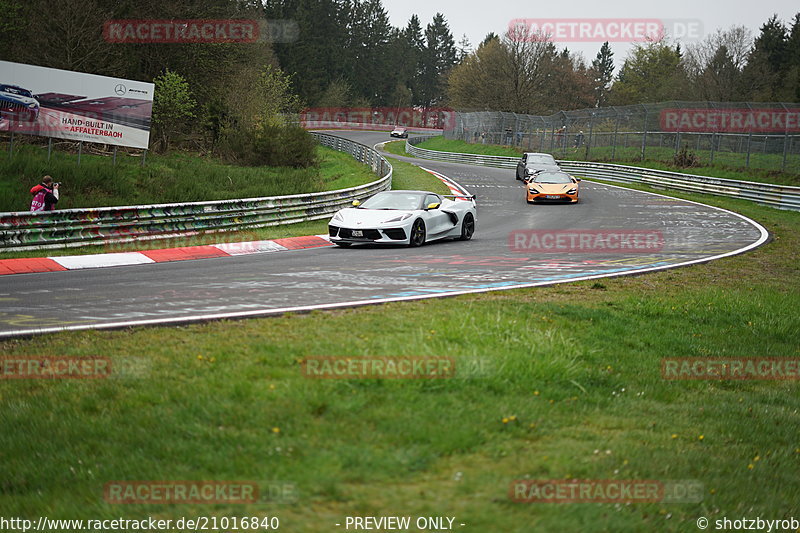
0,130,767,338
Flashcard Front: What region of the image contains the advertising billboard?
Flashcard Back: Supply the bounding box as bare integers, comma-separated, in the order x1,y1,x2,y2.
0,60,154,149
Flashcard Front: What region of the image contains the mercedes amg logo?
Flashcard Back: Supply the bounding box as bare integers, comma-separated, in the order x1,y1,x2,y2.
114,84,126,96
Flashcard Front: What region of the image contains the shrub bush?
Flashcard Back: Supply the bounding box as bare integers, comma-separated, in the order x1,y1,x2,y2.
217,125,318,168
673,145,700,168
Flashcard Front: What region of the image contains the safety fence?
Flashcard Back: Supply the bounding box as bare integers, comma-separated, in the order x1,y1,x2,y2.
447,102,800,173
0,132,392,251
405,136,800,211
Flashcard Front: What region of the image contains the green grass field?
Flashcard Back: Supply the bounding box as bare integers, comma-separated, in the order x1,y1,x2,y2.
1,152,798,531
0,144,377,212
410,137,800,187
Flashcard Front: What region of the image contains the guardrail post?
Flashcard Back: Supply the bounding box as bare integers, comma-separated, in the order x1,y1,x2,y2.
78,141,83,166
8,131,13,158
711,131,717,163
746,131,752,169
47,137,53,162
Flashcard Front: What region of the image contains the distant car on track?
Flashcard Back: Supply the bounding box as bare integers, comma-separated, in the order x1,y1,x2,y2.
329,190,476,247
0,84,40,122
390,126,408,138
526,171,581,204
515,152,560,180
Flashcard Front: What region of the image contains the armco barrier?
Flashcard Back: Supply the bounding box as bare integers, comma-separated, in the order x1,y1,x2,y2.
0,132,391,251
405,136,800,211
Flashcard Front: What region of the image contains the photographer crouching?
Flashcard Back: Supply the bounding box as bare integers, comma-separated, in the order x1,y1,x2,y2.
30,175,60,211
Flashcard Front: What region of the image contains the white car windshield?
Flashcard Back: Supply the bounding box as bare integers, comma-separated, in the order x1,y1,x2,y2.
359,192,424,210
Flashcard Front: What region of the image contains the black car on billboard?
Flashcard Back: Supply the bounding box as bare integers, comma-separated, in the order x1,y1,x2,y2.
0,84,40,122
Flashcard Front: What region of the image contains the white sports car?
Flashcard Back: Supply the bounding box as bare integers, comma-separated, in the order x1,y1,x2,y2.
328,190,476,247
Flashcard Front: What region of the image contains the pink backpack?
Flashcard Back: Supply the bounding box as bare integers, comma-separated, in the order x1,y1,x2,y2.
30,189,47,211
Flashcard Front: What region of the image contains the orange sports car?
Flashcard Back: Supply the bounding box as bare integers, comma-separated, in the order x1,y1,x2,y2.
525,170,581,204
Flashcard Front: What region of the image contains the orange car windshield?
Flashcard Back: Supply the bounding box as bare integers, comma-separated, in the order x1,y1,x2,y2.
533,173,572,184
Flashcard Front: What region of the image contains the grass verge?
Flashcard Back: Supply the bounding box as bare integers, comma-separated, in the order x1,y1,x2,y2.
0,179,798,531
0,144,376,212
412,136,800,186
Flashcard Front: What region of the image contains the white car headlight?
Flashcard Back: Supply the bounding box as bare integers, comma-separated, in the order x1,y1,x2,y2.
333,212,343,222
381,213,412,223
567,188,577,195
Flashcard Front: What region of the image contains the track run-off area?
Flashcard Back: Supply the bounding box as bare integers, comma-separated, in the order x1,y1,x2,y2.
0,130,768,338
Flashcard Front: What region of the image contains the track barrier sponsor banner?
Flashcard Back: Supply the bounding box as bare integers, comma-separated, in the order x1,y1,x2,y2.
0,60,153,149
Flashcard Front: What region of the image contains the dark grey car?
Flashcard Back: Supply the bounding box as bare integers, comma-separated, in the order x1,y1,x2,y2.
515,152,560,180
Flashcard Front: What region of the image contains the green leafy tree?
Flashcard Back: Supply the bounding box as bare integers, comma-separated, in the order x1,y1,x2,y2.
740,15,789,100
684,26,752,101
152,70,196,152
418,13,458,108
609,40,690,105
590,42,614,107
402,15,426,105
784,13,800,100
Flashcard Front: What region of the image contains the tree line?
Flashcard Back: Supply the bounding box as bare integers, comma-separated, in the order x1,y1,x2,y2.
1,0,797,156
447,13,800,115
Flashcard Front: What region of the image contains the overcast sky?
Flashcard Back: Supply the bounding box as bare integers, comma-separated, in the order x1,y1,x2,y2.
384,0,799,68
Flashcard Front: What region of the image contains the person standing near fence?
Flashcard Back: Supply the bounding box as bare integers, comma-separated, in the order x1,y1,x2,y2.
30,175,59,211
574,130,584,149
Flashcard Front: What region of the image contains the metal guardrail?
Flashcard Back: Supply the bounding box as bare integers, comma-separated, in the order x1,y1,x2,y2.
405,136,800,211
0,132,392,251
406,136,517,169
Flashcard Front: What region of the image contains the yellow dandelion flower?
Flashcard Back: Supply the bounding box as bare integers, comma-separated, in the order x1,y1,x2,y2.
502,417,509,424
509,415,517,421
753,455,760,462
272,427,281,434
710,488,716,495
269,384,276,390
747,463,754,470
698,435,704,441
529,424,536,429
671,434,678,439
533,390,540,396
197,355,203,360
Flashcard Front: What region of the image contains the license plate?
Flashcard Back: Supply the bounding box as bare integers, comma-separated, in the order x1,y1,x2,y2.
545,195,562,199
351,230,363,237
